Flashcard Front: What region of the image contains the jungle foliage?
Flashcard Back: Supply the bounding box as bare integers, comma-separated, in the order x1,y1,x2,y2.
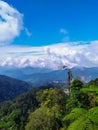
0,78,98,130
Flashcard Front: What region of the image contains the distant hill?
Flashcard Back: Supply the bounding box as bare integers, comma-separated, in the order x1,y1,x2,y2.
0,66,98,86
0,75,31,102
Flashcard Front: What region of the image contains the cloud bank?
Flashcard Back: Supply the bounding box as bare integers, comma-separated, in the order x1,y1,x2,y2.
0,0,23,44
0,41,98,69
0,1,97,69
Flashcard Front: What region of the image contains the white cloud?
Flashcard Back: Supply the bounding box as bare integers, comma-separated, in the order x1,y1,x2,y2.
60,28,70,42
0,0,23,44
24,27,32,36
0,41,98,69
60,28,68,34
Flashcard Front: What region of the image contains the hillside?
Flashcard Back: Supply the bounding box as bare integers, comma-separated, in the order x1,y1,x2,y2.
0,75,31,102
0,78,98,130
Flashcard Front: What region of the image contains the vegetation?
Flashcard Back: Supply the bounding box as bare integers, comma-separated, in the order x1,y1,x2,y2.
25,88,67,130
0,75,31,102
0,78,98,130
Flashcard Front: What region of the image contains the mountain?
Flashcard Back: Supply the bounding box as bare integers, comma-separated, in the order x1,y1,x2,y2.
0,75,31,102
0,67,67,86
0,66,52,80
0,66,98,86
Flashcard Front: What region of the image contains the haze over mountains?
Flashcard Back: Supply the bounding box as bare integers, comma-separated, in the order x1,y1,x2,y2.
0,66,98,86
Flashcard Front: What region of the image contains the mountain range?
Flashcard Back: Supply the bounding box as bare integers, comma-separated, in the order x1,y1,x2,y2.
0,66,98,86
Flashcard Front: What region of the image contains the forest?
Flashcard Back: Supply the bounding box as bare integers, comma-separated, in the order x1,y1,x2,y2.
0,78,98,130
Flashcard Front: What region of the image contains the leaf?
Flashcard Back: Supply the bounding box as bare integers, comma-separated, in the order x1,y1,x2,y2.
88,107,98,124
63,108,86,122
67,117,92,130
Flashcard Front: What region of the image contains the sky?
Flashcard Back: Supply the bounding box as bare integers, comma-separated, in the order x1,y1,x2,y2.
0,0,98,69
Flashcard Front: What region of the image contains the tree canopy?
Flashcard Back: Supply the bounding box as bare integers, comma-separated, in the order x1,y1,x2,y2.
0,78,98,130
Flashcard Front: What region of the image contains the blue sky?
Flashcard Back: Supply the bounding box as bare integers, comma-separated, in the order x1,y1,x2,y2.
0,0,98,69
4,0,98,46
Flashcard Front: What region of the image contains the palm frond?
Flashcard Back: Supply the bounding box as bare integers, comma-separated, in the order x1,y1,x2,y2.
67,117,93,130
81,85,98,94
63,107,98,130
88,107,98,124
63,108,86,122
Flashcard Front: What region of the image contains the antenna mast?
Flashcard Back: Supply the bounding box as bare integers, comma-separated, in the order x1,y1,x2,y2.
59,65,72,95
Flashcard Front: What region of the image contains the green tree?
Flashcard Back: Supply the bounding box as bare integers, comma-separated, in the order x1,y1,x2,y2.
25,88,67,130
81,84,98,107
66,79,84,111
62,107,98,130
25,106,61,130
37,88,67,114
